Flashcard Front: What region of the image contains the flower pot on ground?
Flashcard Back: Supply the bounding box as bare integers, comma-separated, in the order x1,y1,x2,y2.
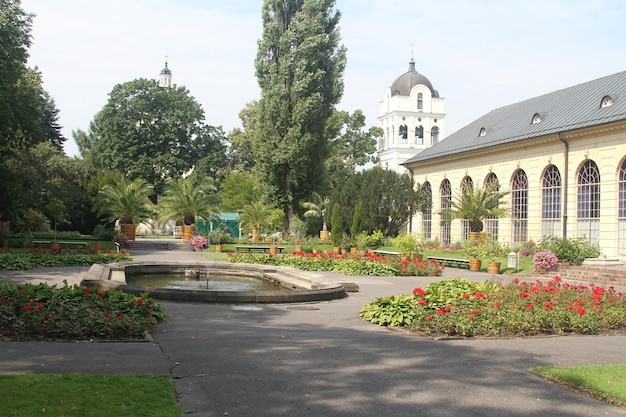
269,246,278,255
295,245,303,252
121,223,137,241
181,225,195,243
468,231,487,243
319,230,330,243
215,245,223,253
302,192,331,243
469,258,482,271
350,247,358,255
488,261,501,274
252,228,262,243
333,246,341,255
94,242,102,252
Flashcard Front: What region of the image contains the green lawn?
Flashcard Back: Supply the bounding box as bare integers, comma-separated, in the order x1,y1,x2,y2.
0,374,184,416
534,364,626,407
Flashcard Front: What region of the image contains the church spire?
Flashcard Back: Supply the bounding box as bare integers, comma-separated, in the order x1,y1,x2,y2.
159,56,172,88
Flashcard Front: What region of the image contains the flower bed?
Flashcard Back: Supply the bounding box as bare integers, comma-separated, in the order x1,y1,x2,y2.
360,277,626,337
226,251,444,276
0,281,167,340
0,249,132,271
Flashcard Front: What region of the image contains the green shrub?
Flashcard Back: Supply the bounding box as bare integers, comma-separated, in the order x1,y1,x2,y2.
539,236,601,265
361,230,386,249
0,281,167,340
359,295,418,326
92,224,116,241
0,251,132,271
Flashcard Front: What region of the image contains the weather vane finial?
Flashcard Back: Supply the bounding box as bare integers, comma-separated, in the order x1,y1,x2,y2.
410,43,415,60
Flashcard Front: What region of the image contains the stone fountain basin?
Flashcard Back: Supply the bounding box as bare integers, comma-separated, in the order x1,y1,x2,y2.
81,261,347,303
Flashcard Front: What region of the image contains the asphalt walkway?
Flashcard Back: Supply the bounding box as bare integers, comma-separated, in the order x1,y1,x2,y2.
1,246,625,416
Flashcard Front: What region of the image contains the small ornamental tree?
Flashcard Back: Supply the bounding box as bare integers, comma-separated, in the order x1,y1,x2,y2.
350,200,363,243
330,203,343,247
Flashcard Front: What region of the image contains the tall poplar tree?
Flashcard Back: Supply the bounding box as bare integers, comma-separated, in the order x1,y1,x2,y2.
254,0,346,231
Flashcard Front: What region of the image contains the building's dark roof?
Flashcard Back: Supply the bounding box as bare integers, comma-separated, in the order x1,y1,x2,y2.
402,70,626,165
390,59,438,97
160,61,171,75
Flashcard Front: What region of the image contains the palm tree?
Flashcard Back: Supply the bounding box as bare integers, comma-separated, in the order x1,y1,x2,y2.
94,177,154,226
442,180,509,233
239,201,274,242
157,175,217,226
302,192,330,232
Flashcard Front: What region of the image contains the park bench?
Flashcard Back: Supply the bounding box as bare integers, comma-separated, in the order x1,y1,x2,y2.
58,241,89,249
235,245,285,254
32,240,52,248
371,250,401,257
427,256,470,269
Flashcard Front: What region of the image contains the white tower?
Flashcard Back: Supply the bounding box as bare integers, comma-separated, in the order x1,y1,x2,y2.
159,58,172,88
378,58,445,173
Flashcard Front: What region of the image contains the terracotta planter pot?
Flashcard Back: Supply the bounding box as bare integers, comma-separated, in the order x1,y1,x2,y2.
269,246,278,255
487,261,501,274
121,224,137,241
94,242,102,253
319,230,330,243
181,225,195,243
468,231,486,243
469,258,482,271
215,245,223,253
350,247,358,255
333,246,341,255
295,245,303,252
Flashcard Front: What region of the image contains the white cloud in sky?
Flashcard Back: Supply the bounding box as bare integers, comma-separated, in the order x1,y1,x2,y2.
23,0,626,157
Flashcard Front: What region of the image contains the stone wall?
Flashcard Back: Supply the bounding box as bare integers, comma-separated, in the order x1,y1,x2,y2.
554,265,626,287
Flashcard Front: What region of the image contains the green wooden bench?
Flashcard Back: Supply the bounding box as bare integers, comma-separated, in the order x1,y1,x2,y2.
235,246,285,254
427,256,470,269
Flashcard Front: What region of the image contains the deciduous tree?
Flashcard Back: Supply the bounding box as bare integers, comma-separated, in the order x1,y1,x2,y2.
254,0,346,231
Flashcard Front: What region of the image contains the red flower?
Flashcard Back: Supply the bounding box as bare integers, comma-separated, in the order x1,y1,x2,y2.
413,288,425,296
418,299,427,306
133,299,144,305
525,303,534,310
98,291,106,298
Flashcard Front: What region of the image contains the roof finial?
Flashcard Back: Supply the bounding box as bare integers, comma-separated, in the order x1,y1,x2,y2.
410,42,415,61
164,54,168,67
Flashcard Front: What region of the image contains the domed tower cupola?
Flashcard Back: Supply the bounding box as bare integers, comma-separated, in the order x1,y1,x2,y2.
378,57,446,174
159,58,172,88
390,59,438,97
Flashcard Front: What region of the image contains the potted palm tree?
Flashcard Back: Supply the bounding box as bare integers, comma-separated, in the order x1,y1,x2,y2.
239,201,274,243
94,177,154,241
302,192,331,243
157,175,217,243
441,180,509,242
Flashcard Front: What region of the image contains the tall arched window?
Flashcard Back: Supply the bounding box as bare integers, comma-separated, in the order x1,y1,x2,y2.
422,182,432,239
484,173,500,239
440,179,452,245
460,177,473,240
415,125,424,144
431,126,440,144
577,160,600,245
618,159,626,255
417,93,423,110
511,170,528,244
541,165,561,237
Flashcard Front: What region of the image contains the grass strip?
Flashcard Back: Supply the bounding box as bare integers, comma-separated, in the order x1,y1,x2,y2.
534,364,626,407
0,374,183,416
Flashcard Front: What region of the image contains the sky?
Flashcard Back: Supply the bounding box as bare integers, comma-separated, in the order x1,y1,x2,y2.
22,0,626,157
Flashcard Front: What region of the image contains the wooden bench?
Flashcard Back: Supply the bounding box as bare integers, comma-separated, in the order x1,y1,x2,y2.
372,250,401,256
235,245,285,254
32,240,52,248
58,241,89,249
427,256,470,269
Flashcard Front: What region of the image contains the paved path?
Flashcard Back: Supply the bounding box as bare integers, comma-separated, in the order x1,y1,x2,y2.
1,245,625,416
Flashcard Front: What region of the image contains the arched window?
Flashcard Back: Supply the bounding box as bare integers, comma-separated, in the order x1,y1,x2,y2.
431,126,440,144
440,179,452,245
459,177,473,240
511,169,528,244
422,182,432,239
577,160,600,245
415,125,424,144
417,93,423,110
601,95,614,108
532,113,542,124
541,165,561,237
618,159,626,255
399,124,408,142
479,127,487,137
484,173,500,239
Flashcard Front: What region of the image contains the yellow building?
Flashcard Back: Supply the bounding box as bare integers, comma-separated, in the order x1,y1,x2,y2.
402,70,626,257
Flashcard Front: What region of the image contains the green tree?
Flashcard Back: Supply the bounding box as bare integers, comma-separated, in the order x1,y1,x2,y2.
302,192,331,232
220,172,259,212
156,175,217,226
333,166,426,237
350,200,363,240
441,180,509,232
254,0,346,231
226,101,257,172
94,177,154,225
330,203,343,247
90,78,222,196
239,200,275,233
